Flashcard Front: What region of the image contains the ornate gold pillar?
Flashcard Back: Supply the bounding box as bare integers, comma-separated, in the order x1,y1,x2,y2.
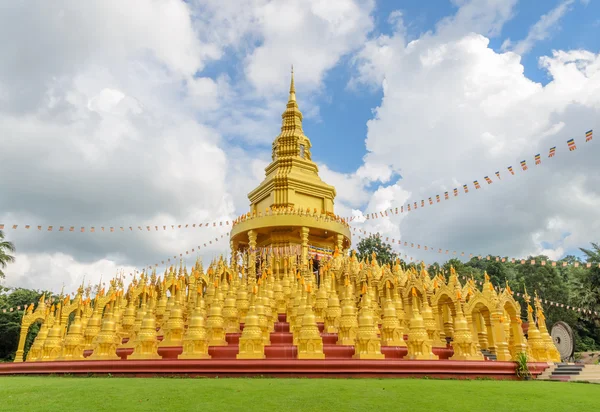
336,234,344,251
443,304,454,340
435,304,446,343
490,310,512,361
483,314,496,353
248,230,257,282
475,310,489,350
13,325,29,363
465,312,481,351
230,240,238,274
300,227,310,269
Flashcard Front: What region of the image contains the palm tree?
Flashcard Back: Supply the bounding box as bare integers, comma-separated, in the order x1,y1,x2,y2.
580,242,600,263
0,230,16,278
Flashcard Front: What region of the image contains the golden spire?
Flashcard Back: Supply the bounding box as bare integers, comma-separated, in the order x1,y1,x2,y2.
289,65,296,102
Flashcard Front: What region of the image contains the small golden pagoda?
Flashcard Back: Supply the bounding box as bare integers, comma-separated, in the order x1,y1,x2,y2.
230,68,351,271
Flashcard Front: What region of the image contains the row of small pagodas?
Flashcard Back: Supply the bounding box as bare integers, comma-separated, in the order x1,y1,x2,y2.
14,252,559,363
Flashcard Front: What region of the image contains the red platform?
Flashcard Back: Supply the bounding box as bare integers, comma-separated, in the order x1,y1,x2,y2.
1,314,548,379
0,358,549,379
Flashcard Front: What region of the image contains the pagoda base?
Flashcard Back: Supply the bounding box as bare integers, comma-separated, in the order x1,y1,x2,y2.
4,314,549,379
0,359,550,380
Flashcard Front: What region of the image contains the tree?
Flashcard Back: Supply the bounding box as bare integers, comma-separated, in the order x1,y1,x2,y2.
0,230,15,278
354,235,398,265
0,288,51,361
580,242,600,263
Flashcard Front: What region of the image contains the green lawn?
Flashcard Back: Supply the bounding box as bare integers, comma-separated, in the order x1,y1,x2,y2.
0,377,599,411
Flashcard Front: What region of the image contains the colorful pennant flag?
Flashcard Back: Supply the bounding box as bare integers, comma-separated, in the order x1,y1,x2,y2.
485,176,493,184
436,195,440,203
444,191,449,200
585,129,593,142
535,154,541,165
428,197,433,205
548,146,556,158
520,160,528,171
453,188,458,197
495,171,501,179
567,138,576,151
508,166,514,175
463,184,469,193
474,180,481,189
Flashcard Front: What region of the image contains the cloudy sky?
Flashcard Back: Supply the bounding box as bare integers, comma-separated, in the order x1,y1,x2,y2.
1,0,599,293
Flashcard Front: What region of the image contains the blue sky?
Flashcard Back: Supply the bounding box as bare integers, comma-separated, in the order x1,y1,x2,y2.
300,0,600,173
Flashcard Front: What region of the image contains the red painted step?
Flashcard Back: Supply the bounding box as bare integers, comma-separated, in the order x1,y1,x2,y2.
433,347,454,360
158,346,183,359
275,322,290,333
270,332,293,345
209,345,239,359
381,346,408,359
324,344,354,359
265,345,297,359
321,333,338,345
226,333,241,345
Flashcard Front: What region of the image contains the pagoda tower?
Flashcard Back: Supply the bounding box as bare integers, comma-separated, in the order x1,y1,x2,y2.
230,68,351,271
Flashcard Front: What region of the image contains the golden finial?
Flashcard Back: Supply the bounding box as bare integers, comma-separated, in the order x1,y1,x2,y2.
523,287,530,303
289,65,296,101
505,280,512,294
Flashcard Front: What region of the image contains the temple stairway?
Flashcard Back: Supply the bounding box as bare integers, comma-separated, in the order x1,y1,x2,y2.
204,314,455,360
544,364,600,383
481,350,497,361
547,363,585,382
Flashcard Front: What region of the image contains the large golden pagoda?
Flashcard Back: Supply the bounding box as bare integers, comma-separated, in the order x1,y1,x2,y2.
230,69,351,269
5,71,561,378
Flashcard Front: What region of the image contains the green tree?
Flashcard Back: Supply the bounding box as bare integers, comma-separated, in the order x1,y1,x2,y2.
0,288,51,361
0,230,15,278
354,235,398,265
580,242,600,263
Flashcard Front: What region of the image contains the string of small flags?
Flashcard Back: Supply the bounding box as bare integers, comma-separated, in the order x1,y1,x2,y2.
0,221,233,233
134,232,231,272
353,130,593,221
350,228,600,270
1,210,353,234
133,235,307,274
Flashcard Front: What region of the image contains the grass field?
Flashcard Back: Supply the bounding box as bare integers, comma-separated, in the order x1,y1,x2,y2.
1,377,599,411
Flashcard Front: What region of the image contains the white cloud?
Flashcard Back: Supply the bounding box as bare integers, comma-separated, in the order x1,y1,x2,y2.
502,0,575,55
350,5,600,263
0,0,379,292
244,0,375,94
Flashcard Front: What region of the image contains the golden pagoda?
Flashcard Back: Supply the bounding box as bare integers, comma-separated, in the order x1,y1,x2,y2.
230,68,351,272
7,71,562,380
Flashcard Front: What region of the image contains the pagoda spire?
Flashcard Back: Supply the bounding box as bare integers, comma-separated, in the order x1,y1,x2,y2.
246,69,336,213
289,65,296,102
